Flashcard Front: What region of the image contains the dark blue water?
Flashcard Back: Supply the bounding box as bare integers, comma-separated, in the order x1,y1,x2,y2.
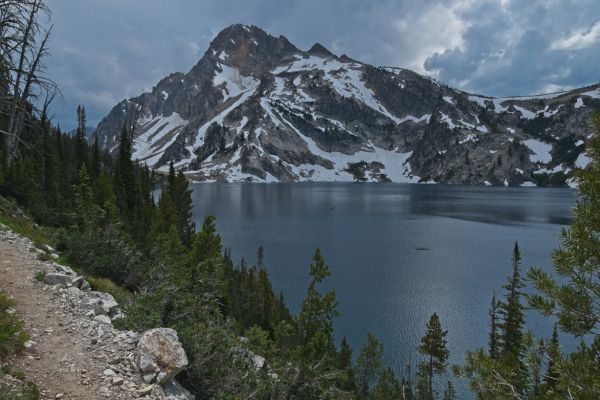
190,183,575,389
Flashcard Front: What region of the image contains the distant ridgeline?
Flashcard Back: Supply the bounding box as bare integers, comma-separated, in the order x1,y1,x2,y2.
95,24,600,186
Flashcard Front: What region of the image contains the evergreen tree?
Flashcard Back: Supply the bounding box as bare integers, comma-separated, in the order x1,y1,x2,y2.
336,337,353,371
257,245,264,268
73,165,95,229
417,313,449,400
543,324,561,391
74,105,88,174
353,331,384,399
371,367,401,400
488,292,499,360
528,113,600,338
499,242,525,368
170,169,194,247
298,248,339,360
114,124,135,219
90,135,100,182
336,337,355,391
41,116,59,210
442,381,455,400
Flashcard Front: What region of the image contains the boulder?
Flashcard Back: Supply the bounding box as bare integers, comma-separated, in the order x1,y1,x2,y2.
43,273,73,285
52,263,76,276
79,291,118,315
71,276,91,291
136,328,188,384
94,315,112,325
162,378,195,400
235,348,267,370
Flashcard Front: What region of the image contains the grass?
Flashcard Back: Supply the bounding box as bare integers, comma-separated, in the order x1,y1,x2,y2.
86,276,132,305
0,197,47,250
0,381,40,400
0,291,28,360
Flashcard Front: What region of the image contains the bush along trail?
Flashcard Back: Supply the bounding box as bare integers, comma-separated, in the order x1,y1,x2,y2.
0,222,193,400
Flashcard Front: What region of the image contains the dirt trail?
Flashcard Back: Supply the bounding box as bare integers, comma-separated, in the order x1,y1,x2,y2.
0,228,141,400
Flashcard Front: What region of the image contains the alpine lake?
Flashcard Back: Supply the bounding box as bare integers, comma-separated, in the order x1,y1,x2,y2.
190,182,575,391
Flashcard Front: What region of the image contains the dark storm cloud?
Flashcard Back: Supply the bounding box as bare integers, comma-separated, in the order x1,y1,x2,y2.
44,0,600,129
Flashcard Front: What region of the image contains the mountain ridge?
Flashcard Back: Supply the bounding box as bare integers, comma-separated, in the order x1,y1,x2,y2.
95,24,600,186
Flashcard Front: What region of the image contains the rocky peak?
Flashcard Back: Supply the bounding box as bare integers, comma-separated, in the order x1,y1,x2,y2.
205,24,299,76
308,42,334,57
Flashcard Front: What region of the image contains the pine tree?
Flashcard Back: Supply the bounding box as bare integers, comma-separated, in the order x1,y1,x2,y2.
371,367,401,400
336,336,355,391
171,169,194,247
336,337,353,371
528,113,600,338
442,381,455,400
114,124,136,222
353,332,384,399
41,116,59,209
499,242,525,366
257,245,264,268
544,324,561,391
417,313,449,400
74,105,88,174
298,248,339,360
489,292,499,360
90,135,100,182
74,165,95,229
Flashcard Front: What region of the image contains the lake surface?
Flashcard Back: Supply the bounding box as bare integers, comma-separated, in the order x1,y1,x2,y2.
190,183,575,386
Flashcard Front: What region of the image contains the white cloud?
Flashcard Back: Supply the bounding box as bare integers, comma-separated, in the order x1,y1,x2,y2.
392,3,467,73
551,20,600,50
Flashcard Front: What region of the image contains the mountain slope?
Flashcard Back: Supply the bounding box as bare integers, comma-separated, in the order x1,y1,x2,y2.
95,24,600,186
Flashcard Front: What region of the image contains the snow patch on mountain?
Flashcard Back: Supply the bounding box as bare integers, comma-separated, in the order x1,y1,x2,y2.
524,139,553,163
132,112,187,165
575,152,591,168
213,63,260,102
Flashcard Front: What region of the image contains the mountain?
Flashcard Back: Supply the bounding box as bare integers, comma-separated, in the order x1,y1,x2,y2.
95,24,600,186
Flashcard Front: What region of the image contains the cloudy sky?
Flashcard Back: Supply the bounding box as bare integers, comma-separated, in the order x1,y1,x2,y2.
44,0,600,130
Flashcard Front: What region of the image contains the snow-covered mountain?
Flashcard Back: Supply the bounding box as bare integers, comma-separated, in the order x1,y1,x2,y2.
95,24,600,186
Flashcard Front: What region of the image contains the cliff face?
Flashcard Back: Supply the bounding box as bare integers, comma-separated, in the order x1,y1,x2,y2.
95,24,600,186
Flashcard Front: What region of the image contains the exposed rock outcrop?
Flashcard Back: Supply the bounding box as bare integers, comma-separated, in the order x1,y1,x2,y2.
136,328,189,385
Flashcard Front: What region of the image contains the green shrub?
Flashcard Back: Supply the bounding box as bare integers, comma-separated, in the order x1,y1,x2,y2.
33,271,46,282
0,381,40,400
0,196,48,248
0,291,28,359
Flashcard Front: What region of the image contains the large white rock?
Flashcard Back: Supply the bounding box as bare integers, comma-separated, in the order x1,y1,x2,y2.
136,328,188,384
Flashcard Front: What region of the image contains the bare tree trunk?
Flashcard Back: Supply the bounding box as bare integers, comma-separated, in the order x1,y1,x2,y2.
8,23,51,160
6,0,44,165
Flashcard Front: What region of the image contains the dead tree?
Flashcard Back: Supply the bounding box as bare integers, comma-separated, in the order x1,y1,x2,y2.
1,0,55,165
